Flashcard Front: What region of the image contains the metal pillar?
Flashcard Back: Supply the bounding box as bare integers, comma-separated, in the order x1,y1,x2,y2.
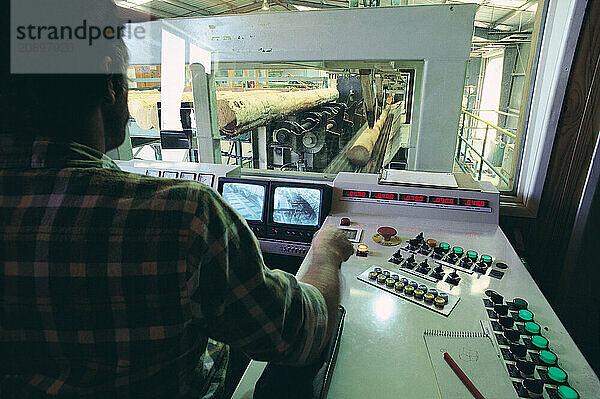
190,63,222,163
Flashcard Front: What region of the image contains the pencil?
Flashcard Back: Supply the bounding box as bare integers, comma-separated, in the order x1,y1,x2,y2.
443,352,486,399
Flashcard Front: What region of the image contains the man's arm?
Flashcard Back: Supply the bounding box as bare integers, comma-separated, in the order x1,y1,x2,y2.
186,189,352,365
295,226,353,350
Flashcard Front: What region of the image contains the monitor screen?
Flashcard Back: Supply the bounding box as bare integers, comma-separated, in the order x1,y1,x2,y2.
272,187,321,226
222,182,266,222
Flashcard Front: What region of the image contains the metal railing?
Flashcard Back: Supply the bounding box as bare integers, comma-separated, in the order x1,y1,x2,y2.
455,109,518,186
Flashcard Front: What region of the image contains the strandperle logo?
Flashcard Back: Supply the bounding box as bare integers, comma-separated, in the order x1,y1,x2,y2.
14,19,145,46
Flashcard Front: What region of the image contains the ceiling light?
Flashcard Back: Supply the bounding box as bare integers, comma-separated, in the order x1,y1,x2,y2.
261,0,270,10
294,5,319,11
129,0,153,5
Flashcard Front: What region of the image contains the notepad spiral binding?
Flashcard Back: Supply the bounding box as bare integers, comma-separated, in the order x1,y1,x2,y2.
423,330,487,338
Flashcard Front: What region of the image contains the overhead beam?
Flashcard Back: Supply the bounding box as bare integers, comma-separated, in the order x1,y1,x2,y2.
489,0,537,29
118,2,178,17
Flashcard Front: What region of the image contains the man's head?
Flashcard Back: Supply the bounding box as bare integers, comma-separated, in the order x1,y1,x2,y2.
6,0,130,152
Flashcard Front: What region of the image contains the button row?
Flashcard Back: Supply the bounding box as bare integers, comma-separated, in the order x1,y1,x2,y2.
404,232,498,273
483,292,580,399
368,268,449,308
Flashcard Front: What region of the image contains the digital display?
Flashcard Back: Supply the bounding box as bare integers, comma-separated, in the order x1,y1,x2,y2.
342,190,369,198
428,196,457,205
371,192,398,200
222,183,265,221
179,172,196,180
163,171,179,179
460,198,489,208
273,187,321,226
399,194,427,203
146,169,160,177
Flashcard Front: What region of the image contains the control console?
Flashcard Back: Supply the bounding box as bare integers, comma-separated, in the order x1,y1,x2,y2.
232,170,599,399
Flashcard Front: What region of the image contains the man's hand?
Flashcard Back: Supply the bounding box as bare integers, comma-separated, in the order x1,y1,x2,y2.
310,225,354,264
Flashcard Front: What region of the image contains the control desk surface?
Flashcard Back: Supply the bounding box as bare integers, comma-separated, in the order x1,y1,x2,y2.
232,173,599,399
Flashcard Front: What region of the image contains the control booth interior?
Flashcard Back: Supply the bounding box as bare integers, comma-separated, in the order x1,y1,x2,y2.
106,1,600,399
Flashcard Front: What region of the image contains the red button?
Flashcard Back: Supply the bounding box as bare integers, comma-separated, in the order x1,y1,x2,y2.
340,217,351,226
377,226,397,241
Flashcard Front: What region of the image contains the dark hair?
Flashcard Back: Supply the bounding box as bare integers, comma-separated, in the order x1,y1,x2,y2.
3,0,129,139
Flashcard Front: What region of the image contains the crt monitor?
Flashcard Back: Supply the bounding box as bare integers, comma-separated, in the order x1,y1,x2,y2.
217,178,269,234
267,182,332,240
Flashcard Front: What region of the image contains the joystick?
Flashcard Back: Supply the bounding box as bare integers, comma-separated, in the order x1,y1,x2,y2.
417,260,431,274
445,270,460,285
431,265,445,280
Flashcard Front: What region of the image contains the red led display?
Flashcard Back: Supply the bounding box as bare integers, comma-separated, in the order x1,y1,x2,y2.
399,194,426,203
342,190,369,198
428,196,457,205
459,198,489,208
371,192,398,200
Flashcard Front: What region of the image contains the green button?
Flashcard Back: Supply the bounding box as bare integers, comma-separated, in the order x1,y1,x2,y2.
440,242,450,250
453,246,464,255
557,385,579,399
518,309,534,322
525,321,541,334
481,254,493,263
531,335,548,349
467,250,478,259
539,350,557,365
548,366,568,383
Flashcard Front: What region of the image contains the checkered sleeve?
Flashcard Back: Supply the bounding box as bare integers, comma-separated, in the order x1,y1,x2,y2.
186,188,328,365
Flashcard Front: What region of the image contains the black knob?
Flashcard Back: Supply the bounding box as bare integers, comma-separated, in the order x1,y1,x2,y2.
460,258,473,268
474,262,488,273
434,246,444,255
510,343,527,359
434,265,444,273
408,239,420,249
516,360,535,377
499,316,514,330
490,292,504,305
406,255,415,264
419,260,429,268
415,232,424,243
522,379,543,396
504,329,520,343
512,298,528,310
445,272,460,285
493,304,509,316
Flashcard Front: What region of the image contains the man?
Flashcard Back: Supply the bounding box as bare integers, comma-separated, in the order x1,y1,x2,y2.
1,1,353,397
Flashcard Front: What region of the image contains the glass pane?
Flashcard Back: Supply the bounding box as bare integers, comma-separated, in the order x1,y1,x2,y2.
122,1,543,194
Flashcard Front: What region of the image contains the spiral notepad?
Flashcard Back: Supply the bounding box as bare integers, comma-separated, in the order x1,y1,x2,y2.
423,330,518,399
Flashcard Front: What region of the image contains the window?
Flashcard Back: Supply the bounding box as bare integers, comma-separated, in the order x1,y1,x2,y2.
122,0,575,206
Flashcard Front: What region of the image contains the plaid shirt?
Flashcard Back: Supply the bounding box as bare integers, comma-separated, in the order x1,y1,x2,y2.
0,136,328,398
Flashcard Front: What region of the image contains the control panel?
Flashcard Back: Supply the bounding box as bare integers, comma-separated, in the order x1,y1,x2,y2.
115,159,240,189
229,170,599,399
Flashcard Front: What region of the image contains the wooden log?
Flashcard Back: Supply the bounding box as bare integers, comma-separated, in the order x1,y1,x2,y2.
217,88,339,136
347,107,389,166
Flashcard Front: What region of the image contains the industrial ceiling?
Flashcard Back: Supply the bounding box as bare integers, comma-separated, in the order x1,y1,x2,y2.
115,0,539,56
